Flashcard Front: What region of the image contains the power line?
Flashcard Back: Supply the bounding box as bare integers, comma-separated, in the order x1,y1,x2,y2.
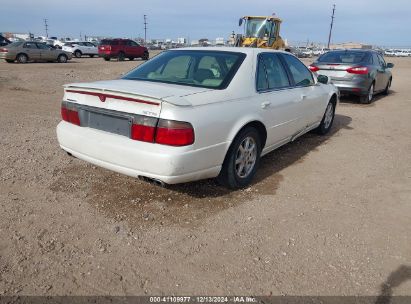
327,4,336,49
144,14,147,43
44,18,49,38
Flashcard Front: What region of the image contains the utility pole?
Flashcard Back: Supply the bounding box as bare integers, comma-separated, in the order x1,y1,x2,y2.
144,14,147,43
44,18,49,38
327,4,336,49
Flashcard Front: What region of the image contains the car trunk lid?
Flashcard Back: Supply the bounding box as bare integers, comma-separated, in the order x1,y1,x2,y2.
313,63,358,80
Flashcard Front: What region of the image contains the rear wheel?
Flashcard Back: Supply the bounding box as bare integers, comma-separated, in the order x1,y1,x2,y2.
103,56,110,61
142,51,149,60
316,99,336,135
383,78,392,95
360,83,374,104
89,54,95,58
217,127,261,189
57,54,68,63
128,57,134,61
74,50,82,58
118,52,125,61
17,53,28,64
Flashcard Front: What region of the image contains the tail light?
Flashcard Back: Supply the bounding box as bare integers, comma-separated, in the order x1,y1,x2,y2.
131,117,194,146
0,48,8,53
131,116,157,143
309,65,319,72
155,119,194,146
61,102,80,126
346,66,369,75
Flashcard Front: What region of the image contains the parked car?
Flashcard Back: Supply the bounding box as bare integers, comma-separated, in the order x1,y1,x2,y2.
290,47,309,58
56,48,338,188
394,50,408,57
0,34,11,47
62,41,98,58
45,38,64,49
384,49,396,57
309,49,393,104
299,47,313,58
98,38,149,61
0,41,72,63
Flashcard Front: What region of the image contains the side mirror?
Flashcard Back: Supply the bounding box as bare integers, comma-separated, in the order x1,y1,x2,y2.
239,18,243,26
386,63,394,69
317,75,330,85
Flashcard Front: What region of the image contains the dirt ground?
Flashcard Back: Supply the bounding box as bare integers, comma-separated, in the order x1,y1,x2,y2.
0,52,410,297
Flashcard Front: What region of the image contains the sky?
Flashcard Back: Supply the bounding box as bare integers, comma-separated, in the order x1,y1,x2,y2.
0,0,410,47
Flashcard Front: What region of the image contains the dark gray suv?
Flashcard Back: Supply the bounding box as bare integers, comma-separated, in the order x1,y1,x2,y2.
309,49,394,103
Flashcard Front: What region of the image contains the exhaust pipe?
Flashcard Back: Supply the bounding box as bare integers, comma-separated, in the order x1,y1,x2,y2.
138,176,166,187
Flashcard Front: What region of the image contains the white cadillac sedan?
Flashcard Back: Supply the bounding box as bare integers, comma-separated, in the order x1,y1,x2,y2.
56,47,338,188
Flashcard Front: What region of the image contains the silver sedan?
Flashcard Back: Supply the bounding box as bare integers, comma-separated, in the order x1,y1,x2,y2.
309,49,393,104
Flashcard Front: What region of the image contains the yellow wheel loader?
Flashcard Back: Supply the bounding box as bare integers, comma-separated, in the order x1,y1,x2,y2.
236,15,288,50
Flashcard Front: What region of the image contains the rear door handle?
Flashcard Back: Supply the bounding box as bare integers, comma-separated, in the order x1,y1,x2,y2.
261,101,271,109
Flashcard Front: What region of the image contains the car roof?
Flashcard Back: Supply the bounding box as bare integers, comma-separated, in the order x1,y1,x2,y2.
326,48,377,53
167,46,292,56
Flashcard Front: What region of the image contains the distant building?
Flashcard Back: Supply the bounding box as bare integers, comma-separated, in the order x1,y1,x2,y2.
215,37,225,46
177,37,186,45
330,42,372,50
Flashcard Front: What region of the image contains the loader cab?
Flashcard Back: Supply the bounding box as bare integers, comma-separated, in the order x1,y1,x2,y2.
239,16,282,47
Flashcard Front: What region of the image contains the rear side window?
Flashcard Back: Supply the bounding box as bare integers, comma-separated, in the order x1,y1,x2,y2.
281,54,314,86
100,40,119,46
257,53,290,91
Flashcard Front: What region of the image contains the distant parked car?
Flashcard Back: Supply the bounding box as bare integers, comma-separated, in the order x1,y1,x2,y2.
299,47,313,58
98,38,149,61
56,48,338,188
394,50,408,57
0,35,11,47
0,41,72,63
290,47,309,58
62,41,98,58
309,49,393,103
384,49,395,57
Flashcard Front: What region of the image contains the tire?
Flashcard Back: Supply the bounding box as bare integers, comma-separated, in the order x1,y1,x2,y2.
383,78,392,95
316,99,336,135
57,54,68,63
217,127,262,189
118,52,125,61
89,54,95,58
128,57,134,61
142,51,149,60
360,83,374,104
74,50,82,58
17,53,28,64
103,57,110,61
5,59,14,63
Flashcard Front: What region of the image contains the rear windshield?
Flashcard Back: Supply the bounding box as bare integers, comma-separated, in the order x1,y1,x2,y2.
122,50,246,89
318,51,369,64
100,40,118,46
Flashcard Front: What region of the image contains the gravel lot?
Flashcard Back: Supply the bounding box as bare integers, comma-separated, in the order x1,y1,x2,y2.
0,53,410,296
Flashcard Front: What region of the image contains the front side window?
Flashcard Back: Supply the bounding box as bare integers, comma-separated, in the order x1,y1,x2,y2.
36,43,49,49
281,54,314,86
257,53,290,91
122,50,246,89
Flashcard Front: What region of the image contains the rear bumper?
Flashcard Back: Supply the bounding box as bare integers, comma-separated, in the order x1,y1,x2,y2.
330,78,372,95
56,121,225,184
